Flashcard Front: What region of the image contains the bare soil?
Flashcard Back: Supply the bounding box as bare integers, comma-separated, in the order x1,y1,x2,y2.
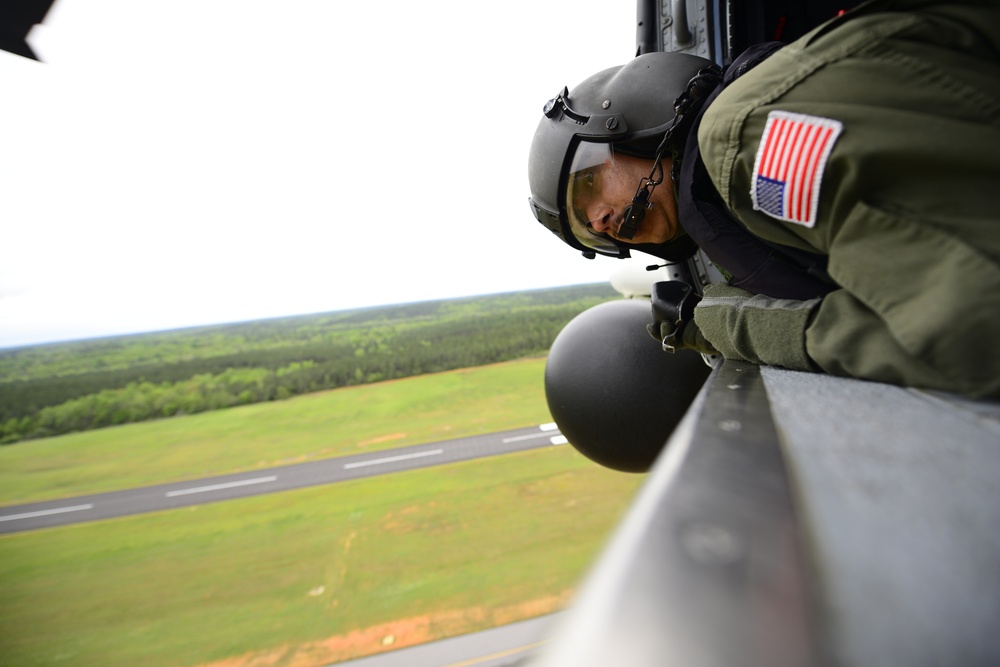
196,593,571,667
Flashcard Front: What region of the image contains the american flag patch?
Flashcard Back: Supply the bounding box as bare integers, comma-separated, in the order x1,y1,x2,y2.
750,111,842,227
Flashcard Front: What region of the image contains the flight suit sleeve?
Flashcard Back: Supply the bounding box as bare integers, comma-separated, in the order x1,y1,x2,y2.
693,2,1000,398
804,201,1000,398
693,201,1000,398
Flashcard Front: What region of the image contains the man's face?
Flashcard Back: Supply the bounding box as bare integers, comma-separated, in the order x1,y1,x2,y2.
569,152,679,247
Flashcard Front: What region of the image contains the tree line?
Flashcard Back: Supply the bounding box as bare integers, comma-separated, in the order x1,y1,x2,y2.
0,285,620,444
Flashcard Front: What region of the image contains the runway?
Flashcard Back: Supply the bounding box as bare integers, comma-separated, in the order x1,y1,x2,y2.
333,613,560,667
0,423,567,534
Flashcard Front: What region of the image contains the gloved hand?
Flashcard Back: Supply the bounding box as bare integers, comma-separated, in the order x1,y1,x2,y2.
647,316,717,354
647,281,717,354
693,283,821,370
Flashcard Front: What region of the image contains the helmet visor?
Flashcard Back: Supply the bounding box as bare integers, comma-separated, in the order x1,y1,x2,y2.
564,141,621,255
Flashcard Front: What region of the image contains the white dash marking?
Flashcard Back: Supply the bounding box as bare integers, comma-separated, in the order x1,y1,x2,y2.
539,422,559,431
550,436,569,445
344,449,444,470
0,504,95,522
166,476,278,497
502,431,562,444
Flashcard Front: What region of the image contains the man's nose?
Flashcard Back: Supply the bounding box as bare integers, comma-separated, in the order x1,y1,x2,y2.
588,205,615,233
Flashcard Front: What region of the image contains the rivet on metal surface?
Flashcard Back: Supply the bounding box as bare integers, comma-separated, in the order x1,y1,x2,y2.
602,100,611,109
719,419,742,432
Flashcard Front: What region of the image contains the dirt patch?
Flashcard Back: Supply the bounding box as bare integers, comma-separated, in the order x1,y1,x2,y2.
355,433,407,447
195,593,572,667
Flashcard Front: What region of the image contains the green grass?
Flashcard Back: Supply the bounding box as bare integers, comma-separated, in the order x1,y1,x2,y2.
0,355,647,666
0,359,553,506
0,446,643,667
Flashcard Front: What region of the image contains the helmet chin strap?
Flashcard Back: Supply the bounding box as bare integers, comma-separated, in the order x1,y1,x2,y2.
619,65,723,241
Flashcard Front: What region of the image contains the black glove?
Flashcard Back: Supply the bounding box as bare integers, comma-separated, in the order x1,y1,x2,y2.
647,281,716,354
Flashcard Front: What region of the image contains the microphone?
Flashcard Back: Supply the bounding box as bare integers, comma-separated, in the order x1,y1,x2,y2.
619,181,653,240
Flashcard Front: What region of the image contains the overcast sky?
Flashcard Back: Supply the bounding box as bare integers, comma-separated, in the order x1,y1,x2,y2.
0,0,651,349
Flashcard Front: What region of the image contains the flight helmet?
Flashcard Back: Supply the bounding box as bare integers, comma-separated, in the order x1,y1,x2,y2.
527,51,715,260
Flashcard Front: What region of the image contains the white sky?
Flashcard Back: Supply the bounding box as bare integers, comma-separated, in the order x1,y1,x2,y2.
0,0,647,349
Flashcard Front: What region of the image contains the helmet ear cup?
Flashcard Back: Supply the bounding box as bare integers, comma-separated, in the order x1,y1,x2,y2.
545,299,711,472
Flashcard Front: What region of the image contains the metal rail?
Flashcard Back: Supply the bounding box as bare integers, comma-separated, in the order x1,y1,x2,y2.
530,360,823,667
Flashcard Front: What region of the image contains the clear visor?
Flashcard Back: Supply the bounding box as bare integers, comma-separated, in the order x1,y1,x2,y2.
564,141,620,254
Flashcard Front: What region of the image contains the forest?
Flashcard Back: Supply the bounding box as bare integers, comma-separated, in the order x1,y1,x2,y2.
0,284,619,444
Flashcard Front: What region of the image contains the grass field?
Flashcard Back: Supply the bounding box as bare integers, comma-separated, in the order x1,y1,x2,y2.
0,359,555,506
0,358,646,667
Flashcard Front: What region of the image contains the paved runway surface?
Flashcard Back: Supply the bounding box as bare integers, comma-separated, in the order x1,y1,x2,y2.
333,614,560,667
0,423,566,534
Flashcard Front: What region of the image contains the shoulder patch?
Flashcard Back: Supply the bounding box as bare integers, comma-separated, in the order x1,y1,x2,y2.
750,110,842,228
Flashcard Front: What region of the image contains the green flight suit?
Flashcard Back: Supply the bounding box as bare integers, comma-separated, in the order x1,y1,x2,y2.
693,0,1000,398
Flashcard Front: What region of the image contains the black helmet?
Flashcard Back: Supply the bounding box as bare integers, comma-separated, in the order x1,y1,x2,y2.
527,52,714,260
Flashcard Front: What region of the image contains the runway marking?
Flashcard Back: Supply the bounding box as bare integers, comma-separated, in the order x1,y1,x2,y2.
165,476,278,497
442,640,547,667
344,449,444,470
0,504,95,522
501,423,563,444
550,435,568,445
502,431,561,444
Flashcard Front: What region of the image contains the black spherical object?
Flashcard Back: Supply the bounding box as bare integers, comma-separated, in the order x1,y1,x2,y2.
545,299,712,472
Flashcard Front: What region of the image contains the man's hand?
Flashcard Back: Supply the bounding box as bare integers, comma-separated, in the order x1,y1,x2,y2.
648,281,717,354
693,283,821,370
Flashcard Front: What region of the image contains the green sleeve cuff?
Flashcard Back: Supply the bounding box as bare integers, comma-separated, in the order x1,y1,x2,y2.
694,283,820,371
